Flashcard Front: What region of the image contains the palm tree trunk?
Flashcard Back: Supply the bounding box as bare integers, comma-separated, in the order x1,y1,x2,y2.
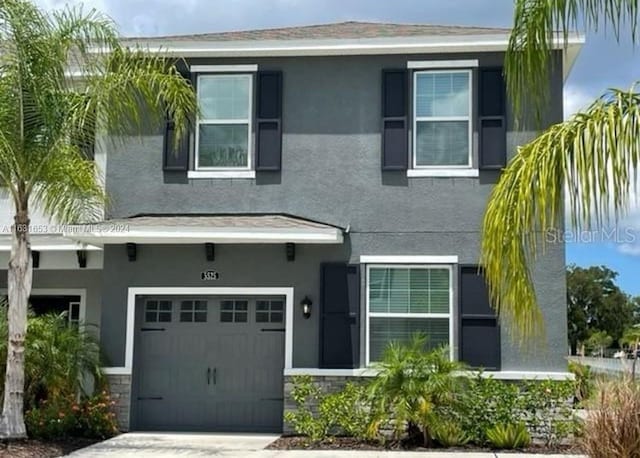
0,210,31,438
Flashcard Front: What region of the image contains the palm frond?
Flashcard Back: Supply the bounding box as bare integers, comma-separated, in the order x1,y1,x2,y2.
507,0,639,124
30,143,105,224
481,84,640,341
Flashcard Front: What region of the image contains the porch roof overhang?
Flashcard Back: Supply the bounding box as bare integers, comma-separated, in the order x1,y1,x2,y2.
62,214,345,245
0,234,102,252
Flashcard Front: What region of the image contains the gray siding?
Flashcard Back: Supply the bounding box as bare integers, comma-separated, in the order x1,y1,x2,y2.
100,51,567,371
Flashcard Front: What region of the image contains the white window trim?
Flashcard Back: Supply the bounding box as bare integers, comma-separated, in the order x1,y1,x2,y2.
102,286,294,375
360,255,458,264
412,69,473,171
0,288,87,327
407,59,479,69
194,73,254,172
190,64,258,73
407,169,479,178
187,170,256,179
365,264,455,366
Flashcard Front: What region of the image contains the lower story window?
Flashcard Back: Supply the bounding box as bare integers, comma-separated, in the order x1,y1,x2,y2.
367,265,452,363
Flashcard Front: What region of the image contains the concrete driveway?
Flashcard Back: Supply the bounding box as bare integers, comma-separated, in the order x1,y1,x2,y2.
67,433,587,457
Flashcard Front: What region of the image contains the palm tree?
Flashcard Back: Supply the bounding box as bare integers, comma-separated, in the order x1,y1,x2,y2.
0,0,196,438
481,1,640,340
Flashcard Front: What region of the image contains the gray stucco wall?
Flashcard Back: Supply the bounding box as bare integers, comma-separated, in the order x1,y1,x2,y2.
100,51,567,371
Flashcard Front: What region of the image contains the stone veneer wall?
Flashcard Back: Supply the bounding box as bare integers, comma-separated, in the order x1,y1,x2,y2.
283,375,368,434
106,374,132,431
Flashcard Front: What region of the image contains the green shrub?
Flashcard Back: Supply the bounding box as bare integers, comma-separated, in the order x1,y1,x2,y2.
25,390,118,440
456,376,521,443
457,376,578,446
367,334,466,446
0,307,103,410
431,420,470,447
568,361,594,403
283,375,328,442
318,383,370,439
284,376,372,443
486,423,531,449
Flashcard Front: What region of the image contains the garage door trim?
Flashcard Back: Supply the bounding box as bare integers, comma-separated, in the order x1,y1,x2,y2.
102,287,295,375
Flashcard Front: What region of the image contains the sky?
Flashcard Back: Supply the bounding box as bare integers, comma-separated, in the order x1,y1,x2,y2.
35,0,640,295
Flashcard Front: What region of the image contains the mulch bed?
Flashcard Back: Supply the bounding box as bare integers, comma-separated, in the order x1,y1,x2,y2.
0,438,98,458
267,436,583,454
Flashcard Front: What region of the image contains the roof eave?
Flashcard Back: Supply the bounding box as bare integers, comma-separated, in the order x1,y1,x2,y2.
118,33,584,59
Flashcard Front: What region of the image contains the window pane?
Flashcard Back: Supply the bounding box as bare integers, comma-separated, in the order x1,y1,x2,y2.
416,72,469,117
180,312,192,322
235,312,248,323
369,317,449,362
159,301,172,311
198,124,248,168
271,301,284,311
257,301,269,311
199,75,250,120
416,120,469,166
220,311,233,322
256,312,269,323
271,312,283,323
194,312,207,322
145,312,156,323
181,301,193,311
221,301,234,311
146,301,158,311
235,301,248,311
195,301,207,311
159,312,172,322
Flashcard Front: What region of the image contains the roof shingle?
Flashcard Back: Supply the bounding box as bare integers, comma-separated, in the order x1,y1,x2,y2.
129,21,510,42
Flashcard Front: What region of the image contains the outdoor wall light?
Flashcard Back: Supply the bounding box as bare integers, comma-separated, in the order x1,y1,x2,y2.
301,296,312,319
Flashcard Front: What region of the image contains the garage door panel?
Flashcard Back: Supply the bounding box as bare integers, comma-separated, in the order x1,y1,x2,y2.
134,296,285,432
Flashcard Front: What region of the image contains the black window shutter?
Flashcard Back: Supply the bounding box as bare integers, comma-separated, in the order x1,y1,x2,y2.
381,69,408,171
479,68,507,170
459,265,501,370
320,263,360,368
256,71,283,171
163,70,191,172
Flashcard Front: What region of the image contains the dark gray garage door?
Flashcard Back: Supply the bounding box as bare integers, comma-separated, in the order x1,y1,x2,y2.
131,296,285,432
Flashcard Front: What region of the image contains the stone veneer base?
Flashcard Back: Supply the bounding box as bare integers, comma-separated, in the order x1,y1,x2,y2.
105,373,131,431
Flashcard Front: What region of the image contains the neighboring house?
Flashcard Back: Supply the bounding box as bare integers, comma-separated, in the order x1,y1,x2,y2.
0,21,583,433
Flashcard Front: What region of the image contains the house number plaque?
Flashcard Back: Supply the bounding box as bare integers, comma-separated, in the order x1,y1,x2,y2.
201,270,220,281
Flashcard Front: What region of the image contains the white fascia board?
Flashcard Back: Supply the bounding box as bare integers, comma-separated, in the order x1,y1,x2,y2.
407,59,478,69
124,34,584,59
360,255,459,264
64,227,343,245
190,64,258,72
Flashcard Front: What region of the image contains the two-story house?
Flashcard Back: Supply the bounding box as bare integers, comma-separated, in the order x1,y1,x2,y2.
0,21,583,433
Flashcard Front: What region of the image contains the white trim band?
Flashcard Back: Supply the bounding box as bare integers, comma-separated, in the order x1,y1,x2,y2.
283,368,574,381
187,170,256,179
359,255,458,264
407,168,480,178
190,64,258,72
407,59,479,69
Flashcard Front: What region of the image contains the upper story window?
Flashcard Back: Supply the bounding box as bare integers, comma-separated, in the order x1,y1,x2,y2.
195,74,253,170
413,70,472,169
